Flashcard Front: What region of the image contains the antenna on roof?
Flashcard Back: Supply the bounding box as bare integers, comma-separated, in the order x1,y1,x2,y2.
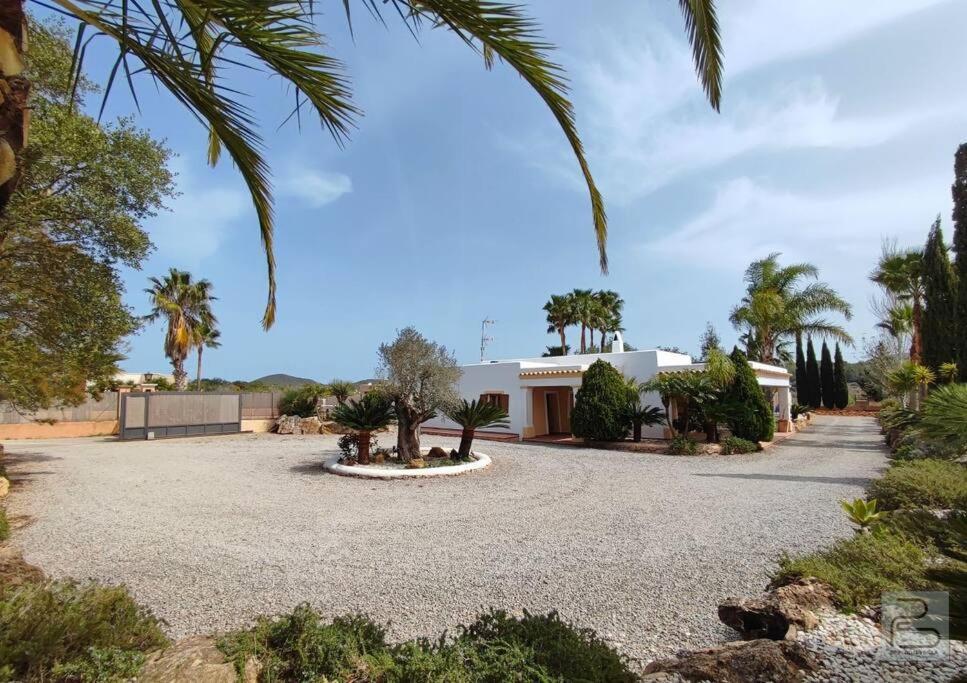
480,318,495,362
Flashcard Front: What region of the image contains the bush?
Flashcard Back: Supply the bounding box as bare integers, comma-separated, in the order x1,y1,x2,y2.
0,580,168,681
278,385,326,418
918,383,967,454
723,349,774,442
772,528,932,611
219,604,636,682
867,460,967,511
720,436,760,454
0,508,8,542
668,435,698,455
571,360,630,442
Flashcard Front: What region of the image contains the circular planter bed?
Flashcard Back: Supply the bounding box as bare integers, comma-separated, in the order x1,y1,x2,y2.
323,448,491,479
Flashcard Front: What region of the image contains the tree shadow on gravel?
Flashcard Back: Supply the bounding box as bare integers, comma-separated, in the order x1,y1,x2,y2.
290,461,330,476
777,440,887,452
693,472,873,487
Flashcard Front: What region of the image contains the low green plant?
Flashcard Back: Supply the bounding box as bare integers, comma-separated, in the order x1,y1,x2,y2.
720,436,759,454
916,383,967,454
790,404,809,419
868,459,967,511
0,508,8,542
772,528,932,611
0,580,167,681
218,604,636,682
840,498,882,532
668,435,698,455
331,393,395,465
278,385,326,418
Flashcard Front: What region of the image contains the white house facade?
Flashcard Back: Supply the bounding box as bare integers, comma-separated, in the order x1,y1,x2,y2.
424,343,792,441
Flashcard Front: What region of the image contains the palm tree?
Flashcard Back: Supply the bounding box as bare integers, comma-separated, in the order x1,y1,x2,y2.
594,290,624,349
144,269,215,390
331,393,395,465
730,253,853,364
193,320,221,391
543,294,576,356
2,2,723,328
870,246,925,363
628,399,664,442
445,399,509,458
327,379,356,404
570,288,596,353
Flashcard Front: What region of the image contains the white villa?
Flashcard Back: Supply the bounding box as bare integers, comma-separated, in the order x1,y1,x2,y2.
424,338,792,441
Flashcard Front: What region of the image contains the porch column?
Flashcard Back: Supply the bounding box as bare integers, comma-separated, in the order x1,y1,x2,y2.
522,387,535,439
777,386,792,433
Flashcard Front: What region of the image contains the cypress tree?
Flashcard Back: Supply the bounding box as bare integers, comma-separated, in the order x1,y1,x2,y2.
571,360,631,442
833,343,849,409
952,144,967,381
724,348,774,442
805,337,821,409
820,341,835,409
795,336,806,406
922,216,957,372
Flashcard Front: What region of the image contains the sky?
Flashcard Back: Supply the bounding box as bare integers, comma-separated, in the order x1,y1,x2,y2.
47,0,967,381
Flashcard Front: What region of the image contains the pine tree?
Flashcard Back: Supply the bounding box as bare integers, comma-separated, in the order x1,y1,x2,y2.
922,217,958,372
805,337,821,409
724,348,775,442
952,144,967,381
820,341,834,409
795,336,806,406
833,343,849,409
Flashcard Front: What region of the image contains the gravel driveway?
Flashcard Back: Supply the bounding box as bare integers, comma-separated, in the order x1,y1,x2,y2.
3,415,886,665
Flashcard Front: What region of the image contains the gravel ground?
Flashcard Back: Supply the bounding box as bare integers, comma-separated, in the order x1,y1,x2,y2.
3,416,886,667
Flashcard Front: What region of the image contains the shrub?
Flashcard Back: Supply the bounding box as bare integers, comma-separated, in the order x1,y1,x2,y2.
0,508,8,542
791,404,809,419
720,436,759,454
867,460,967,511
219,604,636,682
917,383,967,454
571,360,630,442
668,435,698,455
723,349,774,442
0,580,167,681
772,528,931,611
278,385,326,418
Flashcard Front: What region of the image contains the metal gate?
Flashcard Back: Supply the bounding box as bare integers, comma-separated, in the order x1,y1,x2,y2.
119,392,241,440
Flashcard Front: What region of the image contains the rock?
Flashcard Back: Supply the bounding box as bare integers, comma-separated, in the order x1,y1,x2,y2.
449,448,460,459
720,578,834,639
139,636,259,683
275,415,302,435
644,639,817,683
0,476,8,499
372,451,386,464
298,416,322,435
323,421,353,435
425,446,448,459
407,458,427,469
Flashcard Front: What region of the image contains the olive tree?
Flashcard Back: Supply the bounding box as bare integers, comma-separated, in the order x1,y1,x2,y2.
378,327,461,462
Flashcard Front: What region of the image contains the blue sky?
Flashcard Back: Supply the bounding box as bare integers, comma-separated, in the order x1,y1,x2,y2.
50,0,967,381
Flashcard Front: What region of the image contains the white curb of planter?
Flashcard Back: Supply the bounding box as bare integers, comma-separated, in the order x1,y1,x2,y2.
323,450,491,479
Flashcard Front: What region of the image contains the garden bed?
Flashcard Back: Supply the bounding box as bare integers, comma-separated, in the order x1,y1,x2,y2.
324,448,491,479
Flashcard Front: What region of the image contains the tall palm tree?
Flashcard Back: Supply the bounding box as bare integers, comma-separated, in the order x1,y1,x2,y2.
1,1,723,328
144,269,215,390
594,290,624,350
543,294,575,356
730,253,853,364
193,320,221,391
570,288,595,354
870,246,925,363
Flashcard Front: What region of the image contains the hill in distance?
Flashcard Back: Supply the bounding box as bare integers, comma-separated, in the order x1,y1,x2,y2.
252,373,321,387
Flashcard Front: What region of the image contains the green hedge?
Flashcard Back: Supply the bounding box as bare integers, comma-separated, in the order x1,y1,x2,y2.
570,360,630,442
868,460,967,511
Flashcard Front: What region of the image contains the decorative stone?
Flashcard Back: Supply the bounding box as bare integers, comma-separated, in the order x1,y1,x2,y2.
407,458,427,469
644,639,817,683
720,578,834,640
275,415,301,435
139,636,259,683
323,421,353,435
425,446,448,459
298,417,322,435
449,448,460,459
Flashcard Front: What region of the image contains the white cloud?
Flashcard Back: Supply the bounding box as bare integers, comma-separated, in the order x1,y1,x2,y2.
277,168,352,208
644,175,949,271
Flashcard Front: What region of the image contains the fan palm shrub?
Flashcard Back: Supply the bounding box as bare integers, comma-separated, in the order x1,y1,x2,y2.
628,399,664,442
326,380,356,405
916,383,967,455
445,399,510,458
331,393,395,465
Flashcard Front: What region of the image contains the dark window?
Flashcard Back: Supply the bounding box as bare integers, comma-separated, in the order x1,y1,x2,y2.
480,393,509,412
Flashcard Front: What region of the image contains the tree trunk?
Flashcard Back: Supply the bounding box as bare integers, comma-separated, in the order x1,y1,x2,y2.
458,428,475,457
0,3,30,217
357,431,371,465
911,296,923,363
704,421,717,443
395,402,422,462
589,328,595,349
600,329,607,351
580,325,586,354
559,329,567,355
172,358,187,390
632,421,642,442
195,347,203,391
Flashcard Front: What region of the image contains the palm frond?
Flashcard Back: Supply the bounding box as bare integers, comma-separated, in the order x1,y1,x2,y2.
677,0,722,111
